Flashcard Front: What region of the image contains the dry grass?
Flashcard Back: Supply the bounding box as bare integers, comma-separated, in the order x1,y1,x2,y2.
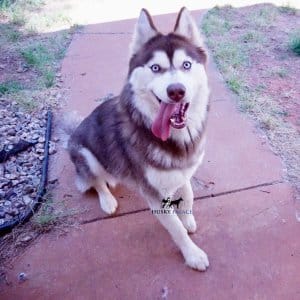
0,188,85,285
201,4,300,196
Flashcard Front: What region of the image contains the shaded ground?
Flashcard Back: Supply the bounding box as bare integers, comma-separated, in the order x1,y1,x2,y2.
202,3,300,196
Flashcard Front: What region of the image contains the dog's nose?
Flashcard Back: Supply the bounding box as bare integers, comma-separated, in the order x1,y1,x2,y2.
167,83,186,102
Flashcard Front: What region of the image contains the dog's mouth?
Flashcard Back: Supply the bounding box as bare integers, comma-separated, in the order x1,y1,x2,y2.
151,93,190,141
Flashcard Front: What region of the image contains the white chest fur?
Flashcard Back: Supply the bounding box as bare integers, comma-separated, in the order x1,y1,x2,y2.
145,151,204,198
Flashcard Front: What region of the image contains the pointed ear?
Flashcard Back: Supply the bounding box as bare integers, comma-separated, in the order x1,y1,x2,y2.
174,7,203,47
129,9,158,57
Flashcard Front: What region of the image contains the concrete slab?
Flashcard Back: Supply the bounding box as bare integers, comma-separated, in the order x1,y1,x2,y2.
2,183,299,300
51,12,283,223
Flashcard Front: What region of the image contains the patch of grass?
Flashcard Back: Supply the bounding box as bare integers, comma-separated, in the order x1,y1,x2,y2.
288,31,300,55
13,91,39,112
21,43,52,68
259,116,277,131
0,80,23,95
270,67,288,78
10,6,26,25
31,191,81,233
20,34,69,89
42,68,55,87
0,23,22,44
226,76,245,95
0,0,14,10
25,11,71,33
214,42,248,70
249,5,278,27
278,4,297,15
32,192,58,230
202,7,232,37
201,4,300,196
7,28,21,41
240,31,263,44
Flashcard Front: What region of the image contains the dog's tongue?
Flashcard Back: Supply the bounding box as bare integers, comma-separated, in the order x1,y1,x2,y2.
151,103,176,141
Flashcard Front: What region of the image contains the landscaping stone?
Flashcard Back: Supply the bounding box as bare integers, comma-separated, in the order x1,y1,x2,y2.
0,99,55,228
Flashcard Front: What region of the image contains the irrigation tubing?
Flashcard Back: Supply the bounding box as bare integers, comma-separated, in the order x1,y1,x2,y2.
0,110,52,235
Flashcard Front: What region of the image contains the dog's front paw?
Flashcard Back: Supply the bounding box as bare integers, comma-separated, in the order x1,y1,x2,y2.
100,194,118,215
184,244,209,271
181,214,197,233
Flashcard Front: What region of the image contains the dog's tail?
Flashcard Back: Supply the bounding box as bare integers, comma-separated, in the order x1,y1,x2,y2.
57,111,83,149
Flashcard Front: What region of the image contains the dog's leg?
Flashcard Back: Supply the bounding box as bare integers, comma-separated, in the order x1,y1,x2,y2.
149,200,209,271
94,181,118,215
176,181,197,233
75,174,92,193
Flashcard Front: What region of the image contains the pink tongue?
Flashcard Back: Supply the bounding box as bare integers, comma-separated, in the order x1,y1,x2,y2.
151,103,176,141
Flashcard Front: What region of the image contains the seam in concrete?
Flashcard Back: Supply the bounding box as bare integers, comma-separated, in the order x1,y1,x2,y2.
76,32,132,35
81,180,283,225
195,180,282,200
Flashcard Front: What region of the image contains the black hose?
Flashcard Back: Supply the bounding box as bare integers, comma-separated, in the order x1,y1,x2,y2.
0,110,52,235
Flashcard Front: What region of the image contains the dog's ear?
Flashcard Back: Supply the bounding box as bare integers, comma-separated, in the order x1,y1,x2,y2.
129,9,158,57
174,7,203,47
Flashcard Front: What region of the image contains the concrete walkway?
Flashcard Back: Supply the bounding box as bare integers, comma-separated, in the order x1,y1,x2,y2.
2,11,300,300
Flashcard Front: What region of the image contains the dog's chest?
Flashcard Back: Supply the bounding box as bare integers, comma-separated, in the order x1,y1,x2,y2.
145,164,198,197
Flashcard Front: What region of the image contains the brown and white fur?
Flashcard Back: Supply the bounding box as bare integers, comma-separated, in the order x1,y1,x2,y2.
67,8,210,271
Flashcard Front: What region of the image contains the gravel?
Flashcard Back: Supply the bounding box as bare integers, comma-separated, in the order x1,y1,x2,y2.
0,99,55,228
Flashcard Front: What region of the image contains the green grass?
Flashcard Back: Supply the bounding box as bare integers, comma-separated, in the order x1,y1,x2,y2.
226,76,244,95
278,4,297,15
0,80,23,95
21,44,52,67
31,190,81,233
0,0,14,9
21,38,68,88
249,6,278,27
1,0,73,93
289,31,300,55
43,68,55,88
201,7,232,37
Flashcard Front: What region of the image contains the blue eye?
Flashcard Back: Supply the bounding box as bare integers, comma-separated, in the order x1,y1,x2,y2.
183,61,192,70
150,64,161,73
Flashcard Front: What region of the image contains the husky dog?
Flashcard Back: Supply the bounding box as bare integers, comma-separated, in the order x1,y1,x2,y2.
67,8,210,271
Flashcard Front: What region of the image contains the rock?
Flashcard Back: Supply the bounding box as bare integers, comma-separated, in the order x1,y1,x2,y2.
38,137,45,143
14,201,24,208
19,235,33,243
23,185,34,194
0,164,4,177
7,208,19,216
0,100,57,226
18,272,27,282
12,180,20,186
0,180,10,189
22,196,32,205
36,148,44,154
5,173,18,180
49,143,57,155
0,207,5,218
6,128,16,136
31,134,40,140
